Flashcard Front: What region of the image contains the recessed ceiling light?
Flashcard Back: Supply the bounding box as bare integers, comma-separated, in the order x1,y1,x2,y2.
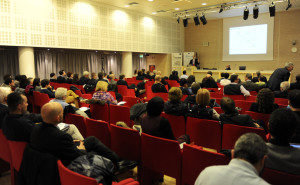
148,0,154,1
124,5,129,7
202,3,207,5
175,8,180,10
152,12,157,14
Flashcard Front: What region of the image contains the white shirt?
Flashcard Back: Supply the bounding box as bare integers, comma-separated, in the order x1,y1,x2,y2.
220,79,231,86
180,74,188,79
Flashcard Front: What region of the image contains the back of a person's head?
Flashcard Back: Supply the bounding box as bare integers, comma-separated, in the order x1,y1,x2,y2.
155,75,161,82
191,83,200,94
98,72,104,79
220,97,235,114
55,87,67,99
256,88,275,113
0,87,11,104
147,97,164,117
59,70,64,75
33,78,40,87
4,77,12,85
172,71,176,75
183,70,186,75
41,79,50,88
207,71,212,76
83,71,89,76
41,102,63,124
269,108,298,143
280,81,290,91
91,72,97,79
15,75,21,81
221,73,225,78
7,92,23,112
168,87,182,102
196,89,210,106
73,74,79,80
153,70,157,74
67,72,73,78
179,78,187,86
138,70,142,76
234,133,267,165
296,74,300,82
224,73,229,79
288,90,300,108
96,81,108,92
246,73,252,80
256,71,261,77
50,73,55,78
119,74,125,80
230,74,238,82
187,75,195,86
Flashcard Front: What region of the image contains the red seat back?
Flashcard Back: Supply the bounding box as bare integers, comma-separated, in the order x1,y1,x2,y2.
32,91,41,113
117,85,135,97
152,93,168,102
167,80,180,87
181,95,188,102
110,124,141,161
141,133,182,185
109,105,131,127
222,124,266,149
244,111,271,130
108,91,116,99
64,114,86,138
161,113,186,139
213,107,224,114
186,117,222,152
0,130,11,163
235,100,254,114
223,94,245,100
90,104,110,123
7,141,28,172
123,96,139,108
262,168,300,185
246,96,257,101
39,93,51,107
274,98,288,105
182,144,230,185
85,118,110,148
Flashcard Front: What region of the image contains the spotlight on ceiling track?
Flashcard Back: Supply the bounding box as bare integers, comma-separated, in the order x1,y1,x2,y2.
219,4,225,13
200,14,207,25
194,14,200,26
183,18,188,27
253,4,259,19
243,7,249,20
269,2,276,17
286,0,292,10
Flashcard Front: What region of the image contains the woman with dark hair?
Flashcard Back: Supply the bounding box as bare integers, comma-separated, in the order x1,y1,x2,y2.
141,97,175,140
66,72,73,84
33,78,41,91
201,75,218,88
249,88,279,114
72,74,79,85
187,75,195,87
164,87,189,116
169,71,179,82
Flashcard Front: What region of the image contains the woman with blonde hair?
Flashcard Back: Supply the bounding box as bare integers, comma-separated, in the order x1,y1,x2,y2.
189,89,219,120
92,81,117,105
164,87,188,116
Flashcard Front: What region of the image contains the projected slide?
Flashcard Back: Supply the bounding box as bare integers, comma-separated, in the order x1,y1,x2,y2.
229,24,268,55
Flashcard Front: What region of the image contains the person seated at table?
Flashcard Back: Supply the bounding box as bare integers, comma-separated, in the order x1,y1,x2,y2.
220,73,231,86
164,87,188,117
93,81,117,105
151,75,168,93
249,88,279,114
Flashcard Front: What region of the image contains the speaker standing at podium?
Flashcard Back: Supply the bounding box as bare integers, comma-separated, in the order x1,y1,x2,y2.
189,56,199,67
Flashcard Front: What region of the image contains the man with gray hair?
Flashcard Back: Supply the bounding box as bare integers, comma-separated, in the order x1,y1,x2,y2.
195,133,269,185
241,73,259,92
78,71,90,85
0,87,11,128
274,81,290,99
267,62,294,91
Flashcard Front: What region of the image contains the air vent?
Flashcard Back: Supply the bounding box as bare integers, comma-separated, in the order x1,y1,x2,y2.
128,2,139,6
157,10,166,13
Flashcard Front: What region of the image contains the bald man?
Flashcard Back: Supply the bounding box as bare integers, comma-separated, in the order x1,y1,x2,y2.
30,102,133,170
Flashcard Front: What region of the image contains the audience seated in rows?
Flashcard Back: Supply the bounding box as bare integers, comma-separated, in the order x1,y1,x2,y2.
224,74,250,96
288,90,300,143
151,75,167,93
179,78,192,95
290,74,300,90
265,108,300,175
220,97,260,128
40,79,55,98
164,87,188,117
274,81,289,99
249,88,279,114
241,73,259,92
220,73,231,86
92,81,117,105
0,87,11,128
195,133,269,185
251,71,261,83
57,70,66,83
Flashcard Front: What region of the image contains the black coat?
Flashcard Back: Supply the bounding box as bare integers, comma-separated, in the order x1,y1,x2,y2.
56,76,66,83
220,112,256,128
290,82,300,90
0,104,8,129
267,68,290,91
151,83,167,93
78,77,90,85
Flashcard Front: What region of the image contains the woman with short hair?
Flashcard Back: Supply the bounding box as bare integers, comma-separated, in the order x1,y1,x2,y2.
164,87,188,116
92,81,117,105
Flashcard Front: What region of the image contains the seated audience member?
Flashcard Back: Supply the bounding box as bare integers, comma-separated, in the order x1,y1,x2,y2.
201,74,218,88
88,72,98,86
25,77,34,94
225,64,231,70
164,87,188,117
179,78,192,95
117,74,135,89
241,73,259,92
19,75,28,89
184,82,200,106
141,97,175,140
288,90,300,143
0,87,11,128
180,70,188,79
249,88,279,114
66,72,73,84
151,75,168,93
136,70,144,80
30,102,136,171
195,133,269,185
274,81,289,99
72,74,80,85
57,70,66,83
78,71,90,85
133,69,138,77
220,73,231,86
290,74,300,90
188,89,219,120
265,108,300,175
187,75,195,87
252,71,261,83
217,73,225,83
220,97,259,128
224,74,250,96
256,75,267,88
50,88,88,118
40,79,55,98
33,78,42,92
0,77,15,90
169,71,179,82
92,81,117,105
50,72,57,82
98,72,109,83
151,70,157,80
2,92,42,142
145,71,152,79
109,74,117,85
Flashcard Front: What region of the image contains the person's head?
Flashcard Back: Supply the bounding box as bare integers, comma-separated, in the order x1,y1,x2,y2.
207,71,212,76
285,62,294,72
147,97,164,117
59,70,65,76
230,74,239,83
55,88,68,100
196,89,210,106
180,78,188,87
0,87,12,104
288,90,300,109
256,71,261,77
95,81,108,92
259,76,267,83
119,74,125,80
73,74,79,80
233,133,267,173
280,81,290,92
224,73,229,79
41,79,50,88
27,77,33,85
3,74,11,81
50,73,56,79
245,73,252,81
191,83,200,94
41,102,64,125
183,70,186,75
67,72,73,78
7,92,28,114
172,71,176,76
155,75,161,82
157,71,161,76
256,88,275,113
220,97,236,114
134,69,137,75
91,72,97,79
296,74,300,82
109,74,115,80
83,71,90,78
269,108,298,144
226,65,230,68
137,70,142,76
4,77,14,86
220,73,225,78
168,87,182,102
33,78,41,87
187,75,195,86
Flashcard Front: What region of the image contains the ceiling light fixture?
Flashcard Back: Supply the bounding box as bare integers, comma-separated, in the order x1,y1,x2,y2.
124,5,129,7
269,2,276,17
175,8,180,10
194,14,200,26
243,7,249,20
286,0,292,10
202,3,207,5
219,4,225,13
200,14,207,25
253,4,259,19
152,12,157,14
148,0,154,1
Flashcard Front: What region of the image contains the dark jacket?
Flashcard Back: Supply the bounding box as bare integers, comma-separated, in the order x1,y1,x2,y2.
180,87,193,95
249,102,279,114
274,90,289,99
0,104,8,129
66,78,73,84
241,81,259,92
56,76,66,83
78,76,90,85
136,76,144,80
40,88,55,98
151,83,167,93
88,78,98,86
267,68,290,91
188,105,216,120
291,111,300,143
164,101,188,117
224,84,243,95
220,112,256,128
290,82,300,90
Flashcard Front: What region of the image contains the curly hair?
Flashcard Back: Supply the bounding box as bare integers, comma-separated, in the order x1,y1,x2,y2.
168,87,182,102
256,88,275,113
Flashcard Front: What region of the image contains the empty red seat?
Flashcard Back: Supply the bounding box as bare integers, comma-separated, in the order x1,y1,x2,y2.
109,105,131,127
244,111,271,130
118,85,135,97
123,96,139,108
161,113,185,139
90,104,110,123
235,100,254,114
85,118,110,148
64,114,86,138
223,94,245,100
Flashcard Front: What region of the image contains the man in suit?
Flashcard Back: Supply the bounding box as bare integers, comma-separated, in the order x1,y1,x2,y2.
151,75,168,93
56,70,66,83
290,74,300,90
267,62,294,91
224,74,250,96
189,56,199,67
78,71,90,85
241,73,259,92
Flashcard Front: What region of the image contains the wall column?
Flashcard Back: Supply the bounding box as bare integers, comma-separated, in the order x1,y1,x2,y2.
122,52,133,78
18,47,35,78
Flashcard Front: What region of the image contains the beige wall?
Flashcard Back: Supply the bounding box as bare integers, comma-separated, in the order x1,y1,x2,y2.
146,54,172,77
185,9,300,82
